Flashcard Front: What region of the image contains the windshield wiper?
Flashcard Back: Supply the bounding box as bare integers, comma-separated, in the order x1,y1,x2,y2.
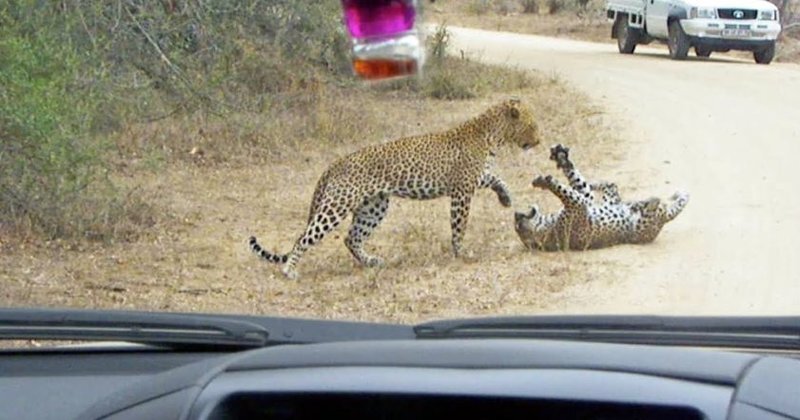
0,308,415,350
414,315,800,351
0,308,270,350
10,310,796,351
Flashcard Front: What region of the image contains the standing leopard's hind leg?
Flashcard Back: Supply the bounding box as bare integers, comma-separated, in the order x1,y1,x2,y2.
279,203,347,279
345,193,389,267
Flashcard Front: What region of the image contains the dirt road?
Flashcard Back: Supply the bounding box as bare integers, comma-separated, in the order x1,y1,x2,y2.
446,27,800,315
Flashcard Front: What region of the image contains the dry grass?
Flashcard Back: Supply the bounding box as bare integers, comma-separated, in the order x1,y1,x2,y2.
777,35,800,62
0,64,627,324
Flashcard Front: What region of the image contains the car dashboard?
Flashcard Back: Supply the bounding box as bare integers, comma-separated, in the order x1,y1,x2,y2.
2,338,800,420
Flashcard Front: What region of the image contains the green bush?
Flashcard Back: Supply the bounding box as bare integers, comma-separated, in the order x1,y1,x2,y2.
0,0,350,240
0,29,105,236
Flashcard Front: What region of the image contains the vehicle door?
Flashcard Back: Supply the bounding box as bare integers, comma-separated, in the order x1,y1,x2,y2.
645,0,670,37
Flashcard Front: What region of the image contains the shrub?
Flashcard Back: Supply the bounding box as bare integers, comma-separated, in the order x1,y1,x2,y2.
495,1,518,15
420,57,533,101
0,28,98,235
428,23,451,61
548,0,564,14
521,0,541,14
0,0,350,240
467,0,492,15
422,64,477,100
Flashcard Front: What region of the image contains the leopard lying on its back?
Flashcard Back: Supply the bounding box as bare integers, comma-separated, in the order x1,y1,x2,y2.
249,98,540,279
514,144,689,251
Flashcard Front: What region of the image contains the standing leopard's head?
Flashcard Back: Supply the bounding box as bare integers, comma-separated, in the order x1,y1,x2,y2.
503,98,540,151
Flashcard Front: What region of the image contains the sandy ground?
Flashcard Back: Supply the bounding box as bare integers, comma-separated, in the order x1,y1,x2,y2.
444,26,800,315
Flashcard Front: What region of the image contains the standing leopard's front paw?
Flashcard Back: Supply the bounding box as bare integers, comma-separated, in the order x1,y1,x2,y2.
532,175,552,189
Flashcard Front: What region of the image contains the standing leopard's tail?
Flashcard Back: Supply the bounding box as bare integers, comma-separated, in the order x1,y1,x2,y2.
248,236,288,264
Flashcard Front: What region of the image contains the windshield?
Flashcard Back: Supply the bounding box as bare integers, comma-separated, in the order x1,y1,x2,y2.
1,0,798,329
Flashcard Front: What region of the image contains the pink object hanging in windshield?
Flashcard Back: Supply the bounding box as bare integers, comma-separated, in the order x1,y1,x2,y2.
341,0,416,38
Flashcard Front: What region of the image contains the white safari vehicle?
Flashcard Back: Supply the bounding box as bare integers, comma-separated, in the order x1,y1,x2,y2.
606,0,782,63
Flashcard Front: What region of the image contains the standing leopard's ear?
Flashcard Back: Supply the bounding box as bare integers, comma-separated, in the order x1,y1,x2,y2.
507,97,522,119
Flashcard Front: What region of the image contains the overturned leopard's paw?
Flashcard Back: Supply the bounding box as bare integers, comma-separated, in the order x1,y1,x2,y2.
514,205,538,223
549,144,572,169
498,191,512,207
532,175,553,189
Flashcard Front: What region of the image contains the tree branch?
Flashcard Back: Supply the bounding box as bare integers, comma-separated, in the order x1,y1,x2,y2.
123,1,225,115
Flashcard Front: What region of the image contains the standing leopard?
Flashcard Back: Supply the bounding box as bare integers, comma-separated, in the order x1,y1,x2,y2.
249,98,540,279
514,144,689,251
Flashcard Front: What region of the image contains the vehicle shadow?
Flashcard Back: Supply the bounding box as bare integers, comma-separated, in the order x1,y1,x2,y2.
601,50,750,64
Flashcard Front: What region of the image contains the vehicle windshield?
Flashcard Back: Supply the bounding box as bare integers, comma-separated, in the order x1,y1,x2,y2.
1,0,798,333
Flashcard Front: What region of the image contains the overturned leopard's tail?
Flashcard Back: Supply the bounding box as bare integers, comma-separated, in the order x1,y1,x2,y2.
248,236,288,264
665,191,690,223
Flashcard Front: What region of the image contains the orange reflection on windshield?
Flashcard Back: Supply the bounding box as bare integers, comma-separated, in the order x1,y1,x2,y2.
352,58,418,80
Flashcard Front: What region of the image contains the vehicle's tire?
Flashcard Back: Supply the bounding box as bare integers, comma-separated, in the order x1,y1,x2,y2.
695,46,711,58
667,21,690,60
615,16,638,54
754,42,775,65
